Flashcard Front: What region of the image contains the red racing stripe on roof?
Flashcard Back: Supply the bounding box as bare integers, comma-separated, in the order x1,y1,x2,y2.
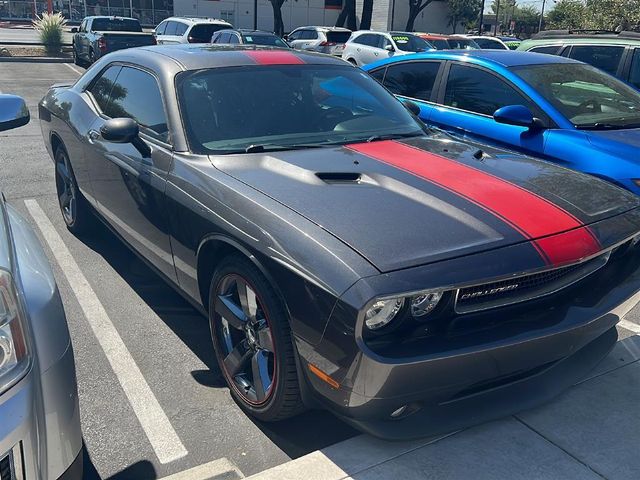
347,140,601,266
243,50,305,65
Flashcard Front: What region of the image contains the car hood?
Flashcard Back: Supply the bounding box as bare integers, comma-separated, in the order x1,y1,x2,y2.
211,135,639,272
586,127,640,153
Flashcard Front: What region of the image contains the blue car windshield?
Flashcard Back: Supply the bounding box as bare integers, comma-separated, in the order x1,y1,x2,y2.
177,64,425,154
513,63,640,129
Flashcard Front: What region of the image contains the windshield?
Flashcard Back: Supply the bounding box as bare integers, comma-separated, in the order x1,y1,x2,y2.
92,18,142,32
430,38,451,49
244,34,289,47
190,24,229,42
391,34,433,52
513,63,640,129
447,38,479,50
326,31,351,43
178,64,425,154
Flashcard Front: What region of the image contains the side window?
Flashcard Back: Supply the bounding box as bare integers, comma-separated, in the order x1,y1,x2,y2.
568,45,625,75
444,64,532,116
368,67,386,84
288,30,302,41
307,30,318,40
175,22,188,36
88,65,122,113
629,49,640,89
155,21,167,35
384,62,441,101
355,34,373,46
378,36,392,49
106,67,169,142
529,45,561,55
228,34,240,44
216,32,229,43
164,21,178,36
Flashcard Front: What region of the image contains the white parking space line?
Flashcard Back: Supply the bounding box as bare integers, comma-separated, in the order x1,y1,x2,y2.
158,458,244,480
619,319,640,335
63,63,82,75
24,198,188,464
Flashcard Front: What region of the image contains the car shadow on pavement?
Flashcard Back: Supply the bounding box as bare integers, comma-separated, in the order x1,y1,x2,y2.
76,220,358,477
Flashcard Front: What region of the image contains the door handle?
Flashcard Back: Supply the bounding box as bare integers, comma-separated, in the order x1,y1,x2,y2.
88,129,100,141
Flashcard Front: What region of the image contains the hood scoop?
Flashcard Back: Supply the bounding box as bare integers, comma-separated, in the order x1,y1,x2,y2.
316,172,362,184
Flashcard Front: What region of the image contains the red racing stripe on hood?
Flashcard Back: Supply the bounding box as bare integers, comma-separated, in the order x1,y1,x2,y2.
243,50,304,65
347,140,601,266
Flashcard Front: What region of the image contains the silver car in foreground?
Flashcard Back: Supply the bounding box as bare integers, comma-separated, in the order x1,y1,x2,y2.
0,95,82,479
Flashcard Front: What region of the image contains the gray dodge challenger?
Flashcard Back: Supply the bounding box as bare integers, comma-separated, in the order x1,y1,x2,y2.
38,45,640,439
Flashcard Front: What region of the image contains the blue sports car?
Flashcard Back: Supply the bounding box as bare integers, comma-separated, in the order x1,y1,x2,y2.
363,50,640,194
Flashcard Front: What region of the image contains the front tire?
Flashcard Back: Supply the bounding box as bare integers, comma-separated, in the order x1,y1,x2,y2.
54,145,93,235
209,254,304,422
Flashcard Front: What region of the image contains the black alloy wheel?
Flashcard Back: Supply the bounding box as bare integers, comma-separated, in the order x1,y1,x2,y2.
209,254,303,421
54,146,92,234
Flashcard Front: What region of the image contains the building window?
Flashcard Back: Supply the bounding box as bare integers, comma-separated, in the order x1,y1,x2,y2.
220,9,234,25
325,0,342,10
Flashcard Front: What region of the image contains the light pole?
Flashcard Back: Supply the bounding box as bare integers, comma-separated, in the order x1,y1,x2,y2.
478,0,485,34
253,0,257,30
538,0,546,32
494,0,500,36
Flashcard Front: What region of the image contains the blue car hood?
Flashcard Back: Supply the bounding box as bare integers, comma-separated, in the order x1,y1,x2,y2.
586,127,640,154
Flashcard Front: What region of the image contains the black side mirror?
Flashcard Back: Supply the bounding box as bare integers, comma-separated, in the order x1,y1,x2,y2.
493,105,545,130
402,99,421,116
70,27,78,33
0,94,30,132
100,118,151,157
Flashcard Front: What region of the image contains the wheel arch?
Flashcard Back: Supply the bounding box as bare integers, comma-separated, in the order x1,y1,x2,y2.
50,131,65,155
196,234,287,316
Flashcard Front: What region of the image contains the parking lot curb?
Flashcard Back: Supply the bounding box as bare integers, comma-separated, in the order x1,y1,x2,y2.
245,433,454,480
0,56,71,63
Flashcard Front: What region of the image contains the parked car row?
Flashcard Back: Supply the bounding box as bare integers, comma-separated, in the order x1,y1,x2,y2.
35,40,640,446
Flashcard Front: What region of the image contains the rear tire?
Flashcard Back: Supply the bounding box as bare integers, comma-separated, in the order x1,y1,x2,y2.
54,145,93,235
72,44,82,66
88,48,96,65
208,254,304,422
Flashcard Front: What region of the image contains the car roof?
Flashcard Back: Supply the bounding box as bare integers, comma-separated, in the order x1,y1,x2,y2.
294,26,351,32
87,16,137,21
136,44,344,70
366,49,581,69
165,16,231,25
236,29,278,35
532,29,640,41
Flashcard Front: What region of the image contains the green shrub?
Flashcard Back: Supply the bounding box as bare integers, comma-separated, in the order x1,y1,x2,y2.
32,12,67,55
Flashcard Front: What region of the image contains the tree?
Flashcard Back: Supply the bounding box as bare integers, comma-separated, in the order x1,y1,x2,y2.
582,0,640,30
335,0,357,30
406,0,434,31
360,0,374,30
269,0,286,37
448,0,482,33
546,0,586,29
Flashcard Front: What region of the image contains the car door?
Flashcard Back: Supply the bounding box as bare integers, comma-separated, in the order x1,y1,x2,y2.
174,22,188,43
356,34,380,65
77,19,89,59
287,29,305,50
159,21,178,44
154,20,168,44
83,64,176,281
429,62,548,156
374,61,443,122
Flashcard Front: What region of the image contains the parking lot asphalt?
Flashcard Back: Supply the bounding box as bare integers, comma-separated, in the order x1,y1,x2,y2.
0,62,357,479
2,61,640,480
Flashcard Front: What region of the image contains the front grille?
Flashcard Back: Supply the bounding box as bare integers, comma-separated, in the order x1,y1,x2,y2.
455,252,610,314
0,454,12,480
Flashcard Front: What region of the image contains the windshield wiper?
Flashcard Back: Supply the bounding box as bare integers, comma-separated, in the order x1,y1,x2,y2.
576,122,640,130
365,131,425,143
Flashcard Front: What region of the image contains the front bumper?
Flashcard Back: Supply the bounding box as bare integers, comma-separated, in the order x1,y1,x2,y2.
297,246,640,439
0,342,82,479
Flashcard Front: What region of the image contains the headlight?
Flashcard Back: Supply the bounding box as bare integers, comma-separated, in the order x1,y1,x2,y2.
364,290,443,331
410,292,443,317
365,298,405,330
0,269,30,394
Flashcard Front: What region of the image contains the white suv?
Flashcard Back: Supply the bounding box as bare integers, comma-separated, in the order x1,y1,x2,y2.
285,26,352,56
154,17,232,44
342,31,433,66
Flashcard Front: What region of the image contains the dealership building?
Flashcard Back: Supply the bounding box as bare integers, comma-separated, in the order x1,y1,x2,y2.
0,0,454,34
